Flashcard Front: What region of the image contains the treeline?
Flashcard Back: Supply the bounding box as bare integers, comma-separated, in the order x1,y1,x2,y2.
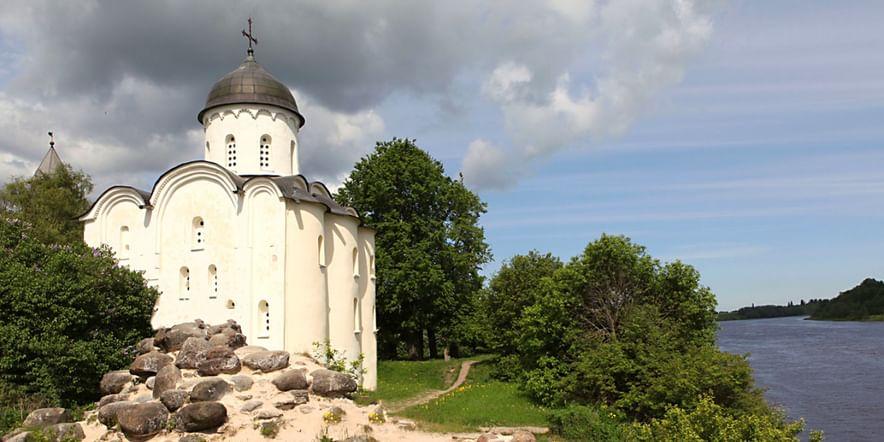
717,300,822,321
718,278,884,322
810,278,884,321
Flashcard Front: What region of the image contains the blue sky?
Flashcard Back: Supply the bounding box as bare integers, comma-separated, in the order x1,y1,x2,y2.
1,1,882,309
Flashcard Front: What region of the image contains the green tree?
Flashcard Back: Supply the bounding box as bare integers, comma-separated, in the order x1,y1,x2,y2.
336,138,491,359
0,215,159,405
484,251,562,358
495,235,781,427
0,164,93,245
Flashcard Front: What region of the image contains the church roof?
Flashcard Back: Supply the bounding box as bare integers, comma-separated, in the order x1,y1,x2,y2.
80,161,363,223
35,146,63,176
197,54,305,127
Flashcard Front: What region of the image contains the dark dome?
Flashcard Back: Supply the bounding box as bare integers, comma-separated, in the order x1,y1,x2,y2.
198,54,305,127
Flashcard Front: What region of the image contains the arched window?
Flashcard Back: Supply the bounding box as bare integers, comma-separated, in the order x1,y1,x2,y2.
192,217,205,249
179,267,190,301
373,304,378,332
353,298,361,333
369,254,375,278
259,135,271,169
352,248,359,278
226,135,237,168
205,141,210,154
318,235,326,267
258,300,270,338
226,299,236,309
208,265,219,299
290,140,297,172
119,226,130,259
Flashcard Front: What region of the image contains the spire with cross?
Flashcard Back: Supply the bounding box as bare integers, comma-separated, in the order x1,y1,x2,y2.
242,17,258,57
35,131,63,176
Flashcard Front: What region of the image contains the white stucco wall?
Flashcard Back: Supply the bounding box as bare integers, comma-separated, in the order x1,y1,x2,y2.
284,201,330,354
202,104,301,176
81,161,378,389
358,227,378,390
325,214,363,364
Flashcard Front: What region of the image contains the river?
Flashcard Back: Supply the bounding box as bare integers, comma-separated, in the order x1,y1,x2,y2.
717,316,884,441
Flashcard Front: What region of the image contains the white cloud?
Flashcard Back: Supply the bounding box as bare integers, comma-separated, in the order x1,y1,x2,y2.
296,91,385,186
463,0,715,190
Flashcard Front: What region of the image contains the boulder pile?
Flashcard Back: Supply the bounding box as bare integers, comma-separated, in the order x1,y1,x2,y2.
1,319,537,441
2,319,362,442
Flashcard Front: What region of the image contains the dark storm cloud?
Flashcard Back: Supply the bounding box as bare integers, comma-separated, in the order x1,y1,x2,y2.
0,0,594,188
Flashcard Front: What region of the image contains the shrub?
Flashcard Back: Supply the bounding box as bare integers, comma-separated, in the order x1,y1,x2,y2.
547,404,628,441
625,396,810,441
0,216,159,405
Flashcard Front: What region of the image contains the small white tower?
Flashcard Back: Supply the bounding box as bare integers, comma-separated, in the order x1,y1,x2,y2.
197,21,305,176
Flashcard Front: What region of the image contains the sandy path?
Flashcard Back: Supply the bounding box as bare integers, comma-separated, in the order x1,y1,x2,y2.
389,360,477,412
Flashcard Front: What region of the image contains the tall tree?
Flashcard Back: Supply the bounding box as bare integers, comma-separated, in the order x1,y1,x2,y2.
0,164,93,245
336,138,491,359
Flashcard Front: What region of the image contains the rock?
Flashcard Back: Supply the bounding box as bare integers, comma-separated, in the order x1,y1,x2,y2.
230,375,254,392
160,389,189,412
3,431,31,442
236,394,253,401
234,345,268,358
512,430,537,442
43,423,85,441
207,320,241,335
155,322,208,352
22,408,71,428
271,370,308,391
290,390,309,406
153,364,181,398
208,328,247,349
175,336,211,369
179,435,207,442
254,408,283,420
310,369,357,398
136,337,156,355
241,400,263,412
97,401,135,427
241,350,289,373
272,393,297,411
145,376,155,390
129,351,173,378
299,406,314,414
154,321,207,352
116,402,169,438
190,378,230,402
175,402,227,432
397,420,417,431
100,370,133,395
342,436,379,442
98,393,129,408
196,346,241,376
133,394,152,403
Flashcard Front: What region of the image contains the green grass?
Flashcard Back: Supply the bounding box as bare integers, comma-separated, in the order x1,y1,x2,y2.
397,362,550,432
354,357,472,407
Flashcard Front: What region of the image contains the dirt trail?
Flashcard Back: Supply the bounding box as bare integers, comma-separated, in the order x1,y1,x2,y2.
389,360,477,412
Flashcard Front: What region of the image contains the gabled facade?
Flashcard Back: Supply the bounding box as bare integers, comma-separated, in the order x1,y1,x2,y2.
80,48,377,389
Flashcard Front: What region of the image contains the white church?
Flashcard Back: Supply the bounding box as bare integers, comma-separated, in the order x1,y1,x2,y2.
78,40,377,388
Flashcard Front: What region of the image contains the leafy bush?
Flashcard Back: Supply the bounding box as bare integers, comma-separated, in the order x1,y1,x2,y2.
625,396,814,441
547,404,627,441
312,341,366,381
0,216,158,405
